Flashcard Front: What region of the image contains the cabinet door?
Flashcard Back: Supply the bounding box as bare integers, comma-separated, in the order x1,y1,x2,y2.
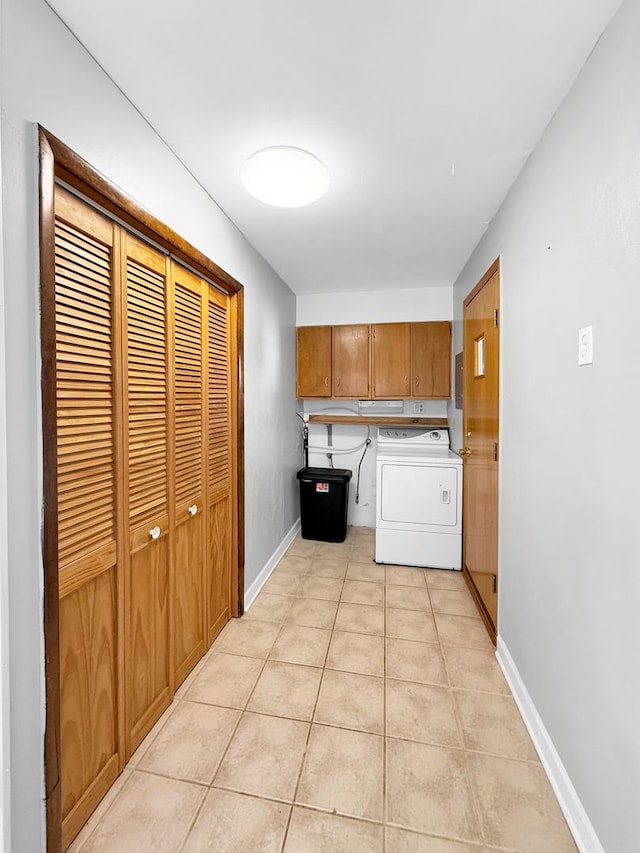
54,187,122,849
411,321,452,398
333,324,370,397
172,263,207,687
207,287,233,642
297,326,332,397
372,323,411,398
125,235,172,753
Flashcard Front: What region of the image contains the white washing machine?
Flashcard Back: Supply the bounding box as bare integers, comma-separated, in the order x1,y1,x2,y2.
375,427,462,570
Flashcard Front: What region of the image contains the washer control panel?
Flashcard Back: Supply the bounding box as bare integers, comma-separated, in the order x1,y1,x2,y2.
378,427,449,448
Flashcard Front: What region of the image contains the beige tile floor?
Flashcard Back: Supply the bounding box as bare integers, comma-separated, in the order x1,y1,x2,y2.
69,526,577,853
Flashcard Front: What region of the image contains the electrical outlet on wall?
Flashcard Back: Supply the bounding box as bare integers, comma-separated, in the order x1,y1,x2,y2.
413,402,425,414
578,325,593,365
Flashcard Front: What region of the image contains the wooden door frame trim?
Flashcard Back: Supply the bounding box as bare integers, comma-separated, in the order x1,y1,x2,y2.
463,257,500,308
38,127,246,851
461,256,500,646
39,129,62,853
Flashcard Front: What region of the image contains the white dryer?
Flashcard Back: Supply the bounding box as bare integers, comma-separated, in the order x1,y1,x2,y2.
375,427,462,570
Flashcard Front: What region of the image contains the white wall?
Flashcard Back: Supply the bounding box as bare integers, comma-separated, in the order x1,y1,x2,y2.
297,287,452,527
297,284,452,325
0,0,300,848
448,0,640,849
0,42,12,849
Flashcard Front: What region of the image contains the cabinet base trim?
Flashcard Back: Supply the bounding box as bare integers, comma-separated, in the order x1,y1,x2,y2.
496,637,605,853
244,517,301,610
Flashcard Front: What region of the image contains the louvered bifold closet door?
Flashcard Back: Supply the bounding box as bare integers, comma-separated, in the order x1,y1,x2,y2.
207,285,233,642
124,234,172,752
54,187,122,850
171,263,206,687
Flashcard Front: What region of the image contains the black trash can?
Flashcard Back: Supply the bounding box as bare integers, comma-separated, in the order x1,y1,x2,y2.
296,467,352,542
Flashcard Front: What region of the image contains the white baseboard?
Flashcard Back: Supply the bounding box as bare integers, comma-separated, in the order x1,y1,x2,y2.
496,637,604,853
244,517,301,611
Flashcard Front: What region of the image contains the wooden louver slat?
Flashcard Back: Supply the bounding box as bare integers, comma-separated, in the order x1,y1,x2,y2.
55,219,116,566
174,281,203,506
126,256,168,530
208,298,230,493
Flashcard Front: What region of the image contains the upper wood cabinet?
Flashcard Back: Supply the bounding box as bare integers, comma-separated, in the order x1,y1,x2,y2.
411,321,452,398
372,323,411,398
333,324,370,398
296,325,332,398
296,320,451,400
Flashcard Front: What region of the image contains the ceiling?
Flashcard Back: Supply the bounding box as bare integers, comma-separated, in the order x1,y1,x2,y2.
46,0,621,295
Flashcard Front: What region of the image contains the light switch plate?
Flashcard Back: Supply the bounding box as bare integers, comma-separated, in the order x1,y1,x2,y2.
578,325,593,365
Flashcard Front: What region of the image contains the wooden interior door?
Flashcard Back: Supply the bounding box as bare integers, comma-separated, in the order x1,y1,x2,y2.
206,286,234,641
297,325,332,397
372,323,411,398
462,262,500,639
411,322,452,398
124,234,172,752
54,187,122,849
172,262,206,687
333,324,370,397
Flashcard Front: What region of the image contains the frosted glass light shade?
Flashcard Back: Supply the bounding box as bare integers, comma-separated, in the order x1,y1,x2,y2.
240,146,329,207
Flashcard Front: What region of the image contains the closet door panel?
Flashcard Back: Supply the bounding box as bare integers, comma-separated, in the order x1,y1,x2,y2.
128,529,170,743
125,236,172,751
54,187,121,848
173,264,206,686
174,507,204,682
209,492,231,637
59,569,119,849
207,289,232,640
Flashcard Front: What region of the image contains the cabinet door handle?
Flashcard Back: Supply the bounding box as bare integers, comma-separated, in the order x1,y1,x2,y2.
324,376,329,386
415,376,420,387
188,504,198,516
335,377,341,388
404,375,408,386
149,526,161,540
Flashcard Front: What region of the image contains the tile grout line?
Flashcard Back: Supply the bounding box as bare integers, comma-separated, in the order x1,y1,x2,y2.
176,599,288,852
434,575,488,848
382,560,387,853
81,534,521,851
180,535,316,853
71,687,190,853
76,541,500,853
278,535,352,852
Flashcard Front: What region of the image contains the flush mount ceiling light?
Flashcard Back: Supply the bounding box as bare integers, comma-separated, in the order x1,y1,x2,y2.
240,146,329,208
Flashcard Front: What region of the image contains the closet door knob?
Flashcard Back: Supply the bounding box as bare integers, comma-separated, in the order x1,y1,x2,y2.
188,504,198,516
149,526,161,540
